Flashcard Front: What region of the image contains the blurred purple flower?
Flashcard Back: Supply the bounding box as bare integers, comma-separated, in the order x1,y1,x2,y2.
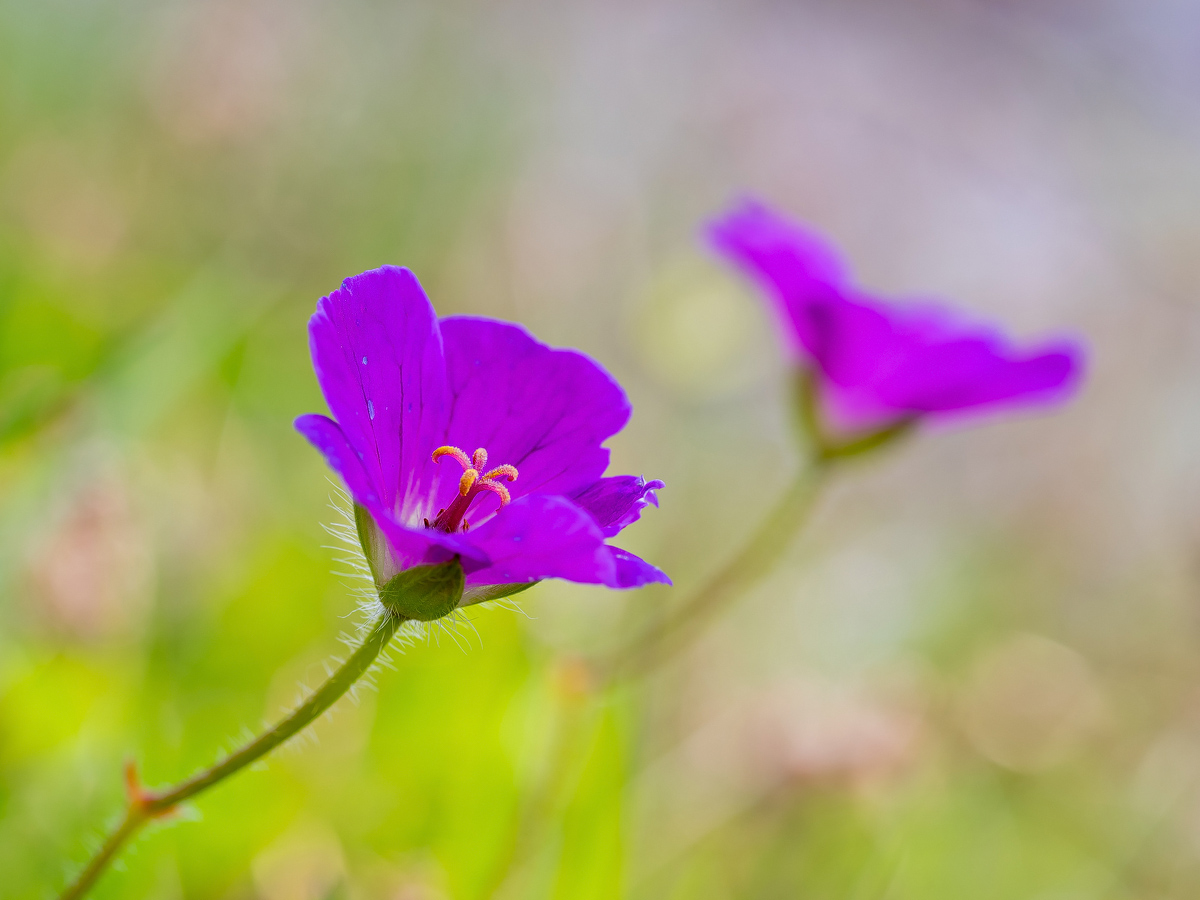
296,267,668,600
708,198,1085,433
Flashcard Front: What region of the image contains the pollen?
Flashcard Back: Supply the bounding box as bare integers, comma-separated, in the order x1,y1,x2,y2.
429,444,520,533
432,445,473,469
482,464,519,482
459,468,479,495
475,479,512,506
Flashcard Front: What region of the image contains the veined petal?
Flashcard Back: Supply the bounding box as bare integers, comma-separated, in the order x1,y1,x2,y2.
295,414,382,509
437,317,631,515
370,508,488,573
571,475,664,538
295,413,485,573
606,546,672,588
308,266,449,523
459,495,616,587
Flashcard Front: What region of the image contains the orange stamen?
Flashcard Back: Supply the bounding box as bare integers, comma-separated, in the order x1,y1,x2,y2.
483,464,519,482
428,443,520,532
458,468,479,495
474,479,512,508
432,445,472,469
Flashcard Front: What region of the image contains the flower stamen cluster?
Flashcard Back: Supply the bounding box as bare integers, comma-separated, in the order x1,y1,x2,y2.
428,445,519,533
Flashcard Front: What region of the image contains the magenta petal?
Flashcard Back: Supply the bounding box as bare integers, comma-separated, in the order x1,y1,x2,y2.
308,266,448,523
299,265,667,592
708,197,1088,425
295,413,484,571
459,495,616,587
295,414,382,509
570,476,665,538
607,547,672,588
438,317,631,511
879,338,1084,412
793,295,901,388
707,198,850,360
370,510,489,572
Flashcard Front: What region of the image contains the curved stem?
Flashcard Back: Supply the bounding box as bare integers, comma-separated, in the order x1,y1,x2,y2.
58,807,147,900
603,462,829,680
487,408,913,896
484,463,830,898
58,612,404,900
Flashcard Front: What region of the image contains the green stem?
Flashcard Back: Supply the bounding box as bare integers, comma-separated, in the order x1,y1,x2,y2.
795,368,917,463
603,373,919,679
603,461,829,681
58,807,147,900
484,462,831,898
489,396,915,894
58,612,404,900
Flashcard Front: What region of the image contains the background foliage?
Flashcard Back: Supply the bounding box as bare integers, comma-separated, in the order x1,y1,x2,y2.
2,1,1199,897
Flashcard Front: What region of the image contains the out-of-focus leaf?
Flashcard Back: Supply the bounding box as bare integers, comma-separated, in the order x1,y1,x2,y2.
95,269,278,437
552,705,627,900
0,365,70,445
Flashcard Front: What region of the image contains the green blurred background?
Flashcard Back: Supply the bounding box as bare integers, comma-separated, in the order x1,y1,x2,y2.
2,1,1197,897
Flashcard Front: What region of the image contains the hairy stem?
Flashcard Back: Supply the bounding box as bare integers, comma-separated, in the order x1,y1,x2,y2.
58,612,404,900
58,807,147,900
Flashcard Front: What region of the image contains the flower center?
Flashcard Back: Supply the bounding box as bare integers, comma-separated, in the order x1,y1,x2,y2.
427,445,519,533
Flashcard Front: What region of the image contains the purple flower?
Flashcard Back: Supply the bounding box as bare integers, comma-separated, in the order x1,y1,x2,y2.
296,266,669,605
707,199,1085,434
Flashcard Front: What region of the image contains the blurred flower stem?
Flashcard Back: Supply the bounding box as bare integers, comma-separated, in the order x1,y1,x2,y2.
488,463,830,899
603,463,827,680
606,371,914,681
488,381,915,898
59,612,405,900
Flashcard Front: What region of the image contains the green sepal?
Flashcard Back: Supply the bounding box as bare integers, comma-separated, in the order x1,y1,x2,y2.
818,417,916,460
379,559,465,621
791,368,916,462
354,503,387,586
791,367,825,450
460,581,537,608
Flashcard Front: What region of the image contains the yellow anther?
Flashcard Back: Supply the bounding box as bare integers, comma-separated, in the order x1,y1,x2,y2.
458,468,479,495
427,442,520,533
475,479,512,507
432,445,472,468
483,464,519,483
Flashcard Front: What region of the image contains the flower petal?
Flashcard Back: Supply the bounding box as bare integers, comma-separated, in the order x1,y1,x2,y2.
710,198,1087,426
294,413,485,572
570,475,664,538
370,509,488,572
458,495,616,587
707,197,850,360
308,266,449,523
294,413,382,509
437,317,631,514
879,336,1084,413
606,546,672,588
